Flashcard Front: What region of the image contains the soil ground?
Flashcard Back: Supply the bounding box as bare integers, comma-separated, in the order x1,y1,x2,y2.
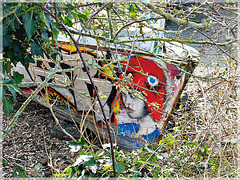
2,93,73,178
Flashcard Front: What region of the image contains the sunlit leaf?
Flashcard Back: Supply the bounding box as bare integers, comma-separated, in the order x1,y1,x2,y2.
102,165,111,173
68,138,85,152
179,104,183,109
64,17,73,27
129,4,137,17
85,9,90,18
72,155,93,166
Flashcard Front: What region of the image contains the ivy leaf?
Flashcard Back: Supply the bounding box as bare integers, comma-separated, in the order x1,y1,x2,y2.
3,34,12,47
146,145,154,153
24,17,36,42
4,61,12,73
13,71,24,84
38,11,46,25
45,13,52,28
185,142,196,146
41,31,48,40
9,21,16,31
108,3,113,8
115,162,125,174
68,138,85,152
84,158,96,166
31,42,44,57
134,3,143,11
94,150,104,159
24,54,35,64
51,22,59,43
3,96,13,116
129,4,137,17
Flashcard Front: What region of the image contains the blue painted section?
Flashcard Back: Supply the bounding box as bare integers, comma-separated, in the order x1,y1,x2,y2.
118,123,160,148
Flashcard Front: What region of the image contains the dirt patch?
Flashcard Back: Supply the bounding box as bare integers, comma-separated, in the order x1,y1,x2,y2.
2,93,74,178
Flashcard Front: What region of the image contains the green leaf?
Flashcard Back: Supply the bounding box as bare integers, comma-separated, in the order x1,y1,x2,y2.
9,83,22,94
146,145,154,153
7,85,16,101
24,17,36,42
3,34,12,47
9,21,16,31
16,163,27,178
67,13,74,19
38,11,46,25
14,71,24,84
24,54,35,63
94,150,103,159
185,142,196,146
31,42,44,57
134,3,142,11
68,141,84,147
0,129,8,134
2,158,10,166
45,13,52,28
16,163,25,170
85,9,90,18
64,17,73,27
13,171,18,177
129,4,137,17
136,160,161,168
51,22,59,43
108,3,113,8
115,162,125,174
84,158,96,166
179,104,183,109
3,96,13,116
4,61,12,73
34,163,42,172
79,14,88,23
41,31,48,40
68,138,85,152
112,7,121,19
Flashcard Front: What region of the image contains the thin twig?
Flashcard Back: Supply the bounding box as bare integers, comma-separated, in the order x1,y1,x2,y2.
48,2,98,9
194,28,238,62
76,2,111,43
